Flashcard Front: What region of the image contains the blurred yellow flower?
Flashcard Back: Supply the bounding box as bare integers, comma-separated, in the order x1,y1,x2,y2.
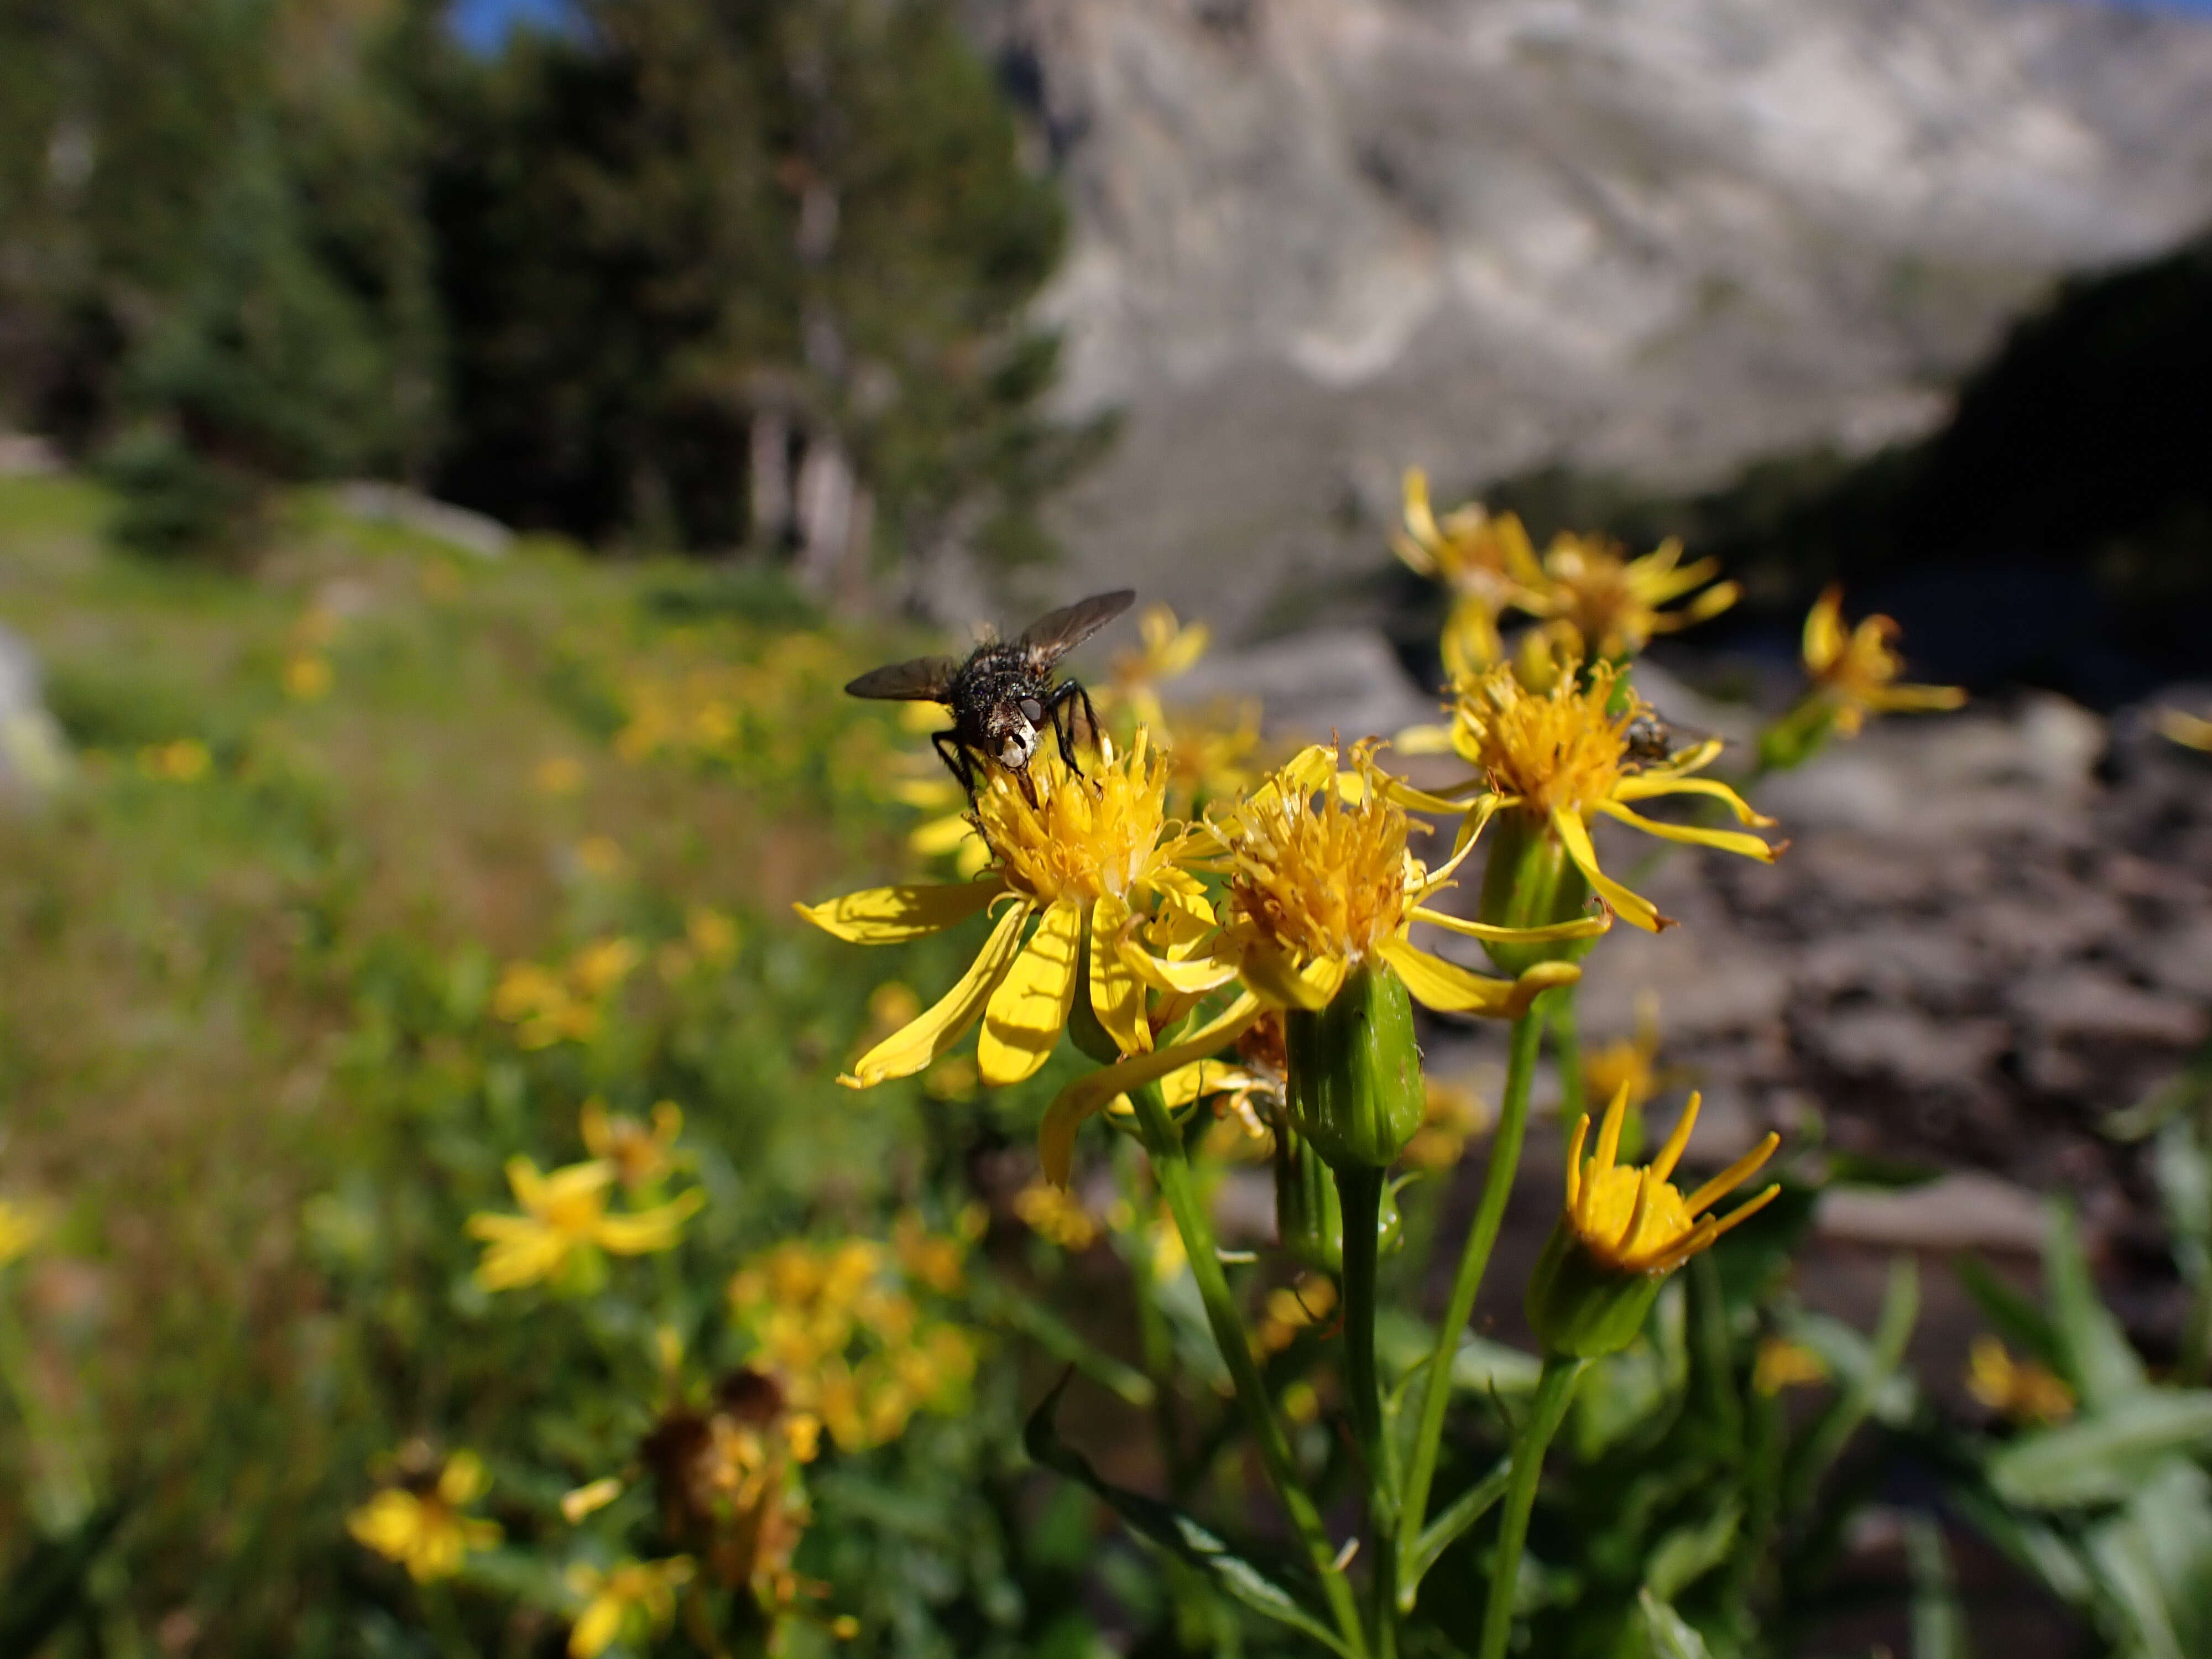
799,730,1214,1089
1752,1337,1829,1396
0,1198,46,1269
1966,1335,2076,1426
1431,659,1780,932
535,755,587,796
576,836,629,880
566,1557,695,1659
494,939,641,1047
560,1477,624,1524
1583,991,1667,1116
1559,1087,1779,1276
1404,1077,1489,1172
1801,586,1965,737
467,1157,702,1291
284,654,332,701
685,906,739,963
1256,1274,1338,1355
1014,1179,1098,1250
1391,468,1543,675
348,1451,500,1582
580,1099,682,1191
139,738,211,782
1516,532,1738,661
1108,603,1212,729
2155,708,2212,753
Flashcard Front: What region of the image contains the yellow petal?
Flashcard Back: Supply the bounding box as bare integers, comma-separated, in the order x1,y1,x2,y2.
1803,585,1845,672
1378,938,1574,1018
570,1595,624,1659
1407,905,1611,946
595,1189,705,1255
1237,942,1345,1011
845,901,1031,1086
909,813,980,857
978,898,1083,1086
1592,799,1780,863
1549,807,1667,932
1401,466,1441,551
1087,895,1151,1056
1120,936,1240,996
1039,993,1263,1185
438,1451,489,1505
1392,722,1459,757
795,878,1004,943
1611,772,1773,826
1156,1061,1261,1110
1869,683,1967,713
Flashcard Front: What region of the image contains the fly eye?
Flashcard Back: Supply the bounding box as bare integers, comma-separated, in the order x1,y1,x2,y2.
1019,698,1044,724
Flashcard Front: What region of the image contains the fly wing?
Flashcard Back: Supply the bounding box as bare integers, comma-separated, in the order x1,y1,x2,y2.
845,655,960,702
1016,589,1136,666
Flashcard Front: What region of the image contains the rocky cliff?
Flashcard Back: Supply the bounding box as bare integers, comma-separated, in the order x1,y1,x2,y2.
973,0,2212,627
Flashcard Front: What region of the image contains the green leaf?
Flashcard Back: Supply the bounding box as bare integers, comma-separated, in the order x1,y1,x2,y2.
1785,1255,1917,1515
2042,1200,2147,1408
1406,1454,1511,1586
1022,1374,1355,1657
1636,1588,1715,1659
1902,1512,1970,1659
1989,1393,2212,1507
1644,1497,1742,1604
2081,1460,2212,1659
971,1268,1157,1407
2154,1119,2212,1290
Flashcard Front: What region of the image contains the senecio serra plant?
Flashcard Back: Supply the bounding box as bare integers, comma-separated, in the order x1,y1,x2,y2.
628,473,1955,1655
789,471,1970,1659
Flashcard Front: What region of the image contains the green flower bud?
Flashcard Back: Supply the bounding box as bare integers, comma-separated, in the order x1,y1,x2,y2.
1474,810,1600,978
1284,961,1424,1169
1524,1217,1665,1359
1757,696,1839,774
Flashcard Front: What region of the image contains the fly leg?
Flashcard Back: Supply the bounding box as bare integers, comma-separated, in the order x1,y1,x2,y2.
1048,679,1102,776
933,731,980,799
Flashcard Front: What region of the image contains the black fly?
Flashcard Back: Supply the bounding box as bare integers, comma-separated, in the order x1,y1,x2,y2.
844,591,1136,799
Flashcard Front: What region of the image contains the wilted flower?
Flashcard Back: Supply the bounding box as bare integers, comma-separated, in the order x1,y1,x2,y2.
566,1557,695,1659
798,731,1214,1087
348,1450,501,1583
1515,531,1738,662
466,1157,702,1292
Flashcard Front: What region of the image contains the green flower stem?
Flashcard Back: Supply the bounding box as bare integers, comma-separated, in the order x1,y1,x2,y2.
1335,1163,1399,1658
1550,986,1583,1125
1475,1354,1587,1659
1396,1003,1547,1613
1126,1081,1371,1659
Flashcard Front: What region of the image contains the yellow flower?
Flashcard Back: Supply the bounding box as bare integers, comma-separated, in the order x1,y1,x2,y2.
1801,585,1965,737
1753,1337,1829,1396
580,1098,683,1190
1255,1274,1338,1355
1561,1087,1780,1276
576,836,629,880
1034,742,1593,1183
1436,659,1781,932
1391,468,1542,675
535,755,587,796
1583,991,1671,1118
139,738,211,782
686,906,740,964
561,1477,624,1523
1109,604,1212,731
2154,708,2212,753
1014,1179,1099,1250
1212,741,1599,1013
466,1157,702,1291
1515,531,1739,661
1966,1335,2076,1426
567,1557,695,1659
0,1199,47,1269
348,1451,501,1582
798,730,1213,1088
284,653,332,701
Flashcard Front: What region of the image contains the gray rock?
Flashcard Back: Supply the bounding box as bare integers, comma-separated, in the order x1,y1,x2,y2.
1818,1172,2047,1254
337,482,513,560
1170,627,1437,745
